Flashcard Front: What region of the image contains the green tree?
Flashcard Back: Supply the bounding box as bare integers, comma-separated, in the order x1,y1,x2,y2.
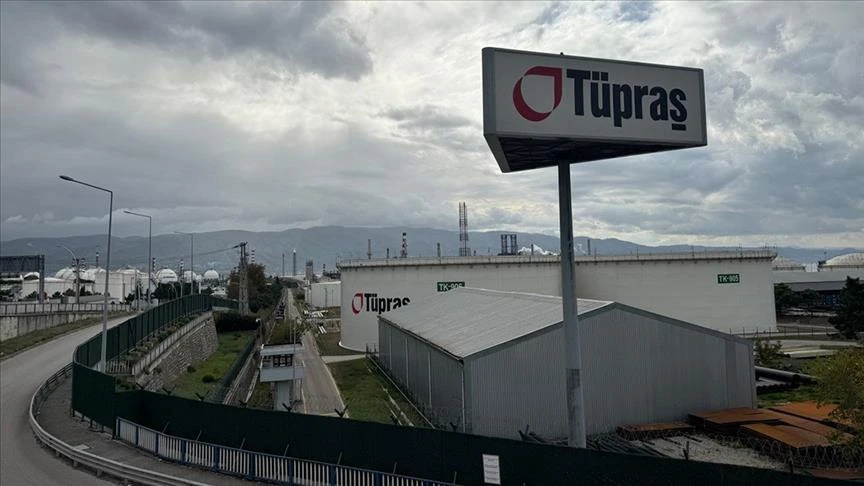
811,348,864,445
799,288,822,313
828,277,864,339
24,291,39,300
51,291,62,299
754,339,784,367
774,283,800,316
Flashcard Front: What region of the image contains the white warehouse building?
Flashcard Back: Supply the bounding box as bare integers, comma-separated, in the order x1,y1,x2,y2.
339,250,776,351
377,288,755,439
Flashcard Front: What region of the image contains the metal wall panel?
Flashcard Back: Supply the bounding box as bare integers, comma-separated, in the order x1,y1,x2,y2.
577,307,753,435
428,346,464,431
467,327,567,439
467,306,754,438
379,319,465,430
389,326,409,385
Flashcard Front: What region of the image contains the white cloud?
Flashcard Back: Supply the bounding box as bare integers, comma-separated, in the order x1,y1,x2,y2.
1,0,862,249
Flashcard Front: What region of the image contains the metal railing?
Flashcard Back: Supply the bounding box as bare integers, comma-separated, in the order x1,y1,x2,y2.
116,417,460,486
729,326,836,339
30,363,210,486
1,302,132,315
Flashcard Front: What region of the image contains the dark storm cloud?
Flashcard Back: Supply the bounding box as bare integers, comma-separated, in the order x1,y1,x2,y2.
0,0,372,91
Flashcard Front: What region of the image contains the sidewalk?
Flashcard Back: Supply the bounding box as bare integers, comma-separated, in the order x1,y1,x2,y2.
36,379,256,485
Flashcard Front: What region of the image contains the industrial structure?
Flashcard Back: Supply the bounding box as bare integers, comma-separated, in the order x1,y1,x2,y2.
339,250,777,351
458,202,470,257
377,288,754,439
305,281,341,308
773,252,864,306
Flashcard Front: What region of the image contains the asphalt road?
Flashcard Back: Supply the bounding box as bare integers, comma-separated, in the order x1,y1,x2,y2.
281,289,345,415
0,315,130,486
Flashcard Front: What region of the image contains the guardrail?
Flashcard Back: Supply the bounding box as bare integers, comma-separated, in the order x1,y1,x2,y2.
30,363,210,486
116,417,460,486
1,302,132,315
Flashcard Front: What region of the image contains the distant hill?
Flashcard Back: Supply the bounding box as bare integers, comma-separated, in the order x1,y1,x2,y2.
1,226,858,276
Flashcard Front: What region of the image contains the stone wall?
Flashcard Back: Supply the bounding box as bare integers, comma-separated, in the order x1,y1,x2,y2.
137,315,218,391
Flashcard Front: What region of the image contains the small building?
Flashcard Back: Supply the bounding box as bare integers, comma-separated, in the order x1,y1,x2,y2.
305,281,341,308
259,344,304,411
377,288,755,440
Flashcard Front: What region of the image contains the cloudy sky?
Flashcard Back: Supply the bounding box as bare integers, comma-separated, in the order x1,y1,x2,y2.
1,1,862,248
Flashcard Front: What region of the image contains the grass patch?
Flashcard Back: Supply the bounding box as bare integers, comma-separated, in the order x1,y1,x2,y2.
170,331,255,400
314,330,357,356
328,357,427,427
758,385,823,407
0,312,133,360
248,380,273,410
269,320,307,345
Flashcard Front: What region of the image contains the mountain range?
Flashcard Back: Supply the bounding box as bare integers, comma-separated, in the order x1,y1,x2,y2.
1,226,858,276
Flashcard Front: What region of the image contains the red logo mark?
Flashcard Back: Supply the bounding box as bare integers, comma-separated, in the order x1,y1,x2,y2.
512,66,562,122
351,292,364,315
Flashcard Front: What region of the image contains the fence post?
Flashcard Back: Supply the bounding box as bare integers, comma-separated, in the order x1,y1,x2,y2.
374,472,383,486
288,458,294,486
247,451,256,479
181,438,187,465
154,431,160,456
329,464,337,486
214,446,221,472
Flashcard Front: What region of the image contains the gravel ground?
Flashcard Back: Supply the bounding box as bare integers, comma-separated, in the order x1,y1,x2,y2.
647,435,787,470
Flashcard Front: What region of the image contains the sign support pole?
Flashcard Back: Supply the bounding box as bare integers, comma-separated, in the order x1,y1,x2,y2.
558,160,586,448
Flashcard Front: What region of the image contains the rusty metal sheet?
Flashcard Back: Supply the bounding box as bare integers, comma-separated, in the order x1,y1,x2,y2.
776,414,854,443
690,408,782,426
742,423,832,449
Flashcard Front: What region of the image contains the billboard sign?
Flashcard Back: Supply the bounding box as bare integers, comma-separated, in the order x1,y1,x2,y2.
482,47,707,172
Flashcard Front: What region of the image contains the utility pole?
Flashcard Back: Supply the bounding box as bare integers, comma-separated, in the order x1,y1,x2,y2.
282,252,286,278
238,242,250,315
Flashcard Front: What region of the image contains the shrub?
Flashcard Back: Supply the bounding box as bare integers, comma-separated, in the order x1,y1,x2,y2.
186,365,196,373
201,374,216,383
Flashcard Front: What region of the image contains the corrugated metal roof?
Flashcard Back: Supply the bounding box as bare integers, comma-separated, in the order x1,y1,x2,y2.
380,287,612,359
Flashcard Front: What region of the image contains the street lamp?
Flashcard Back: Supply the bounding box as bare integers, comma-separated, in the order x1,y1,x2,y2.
60,175,113,372
57,245,81,305
124,210,152,309
174,231,194,295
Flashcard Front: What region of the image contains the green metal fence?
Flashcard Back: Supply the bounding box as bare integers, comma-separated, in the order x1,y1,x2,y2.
74,295,237,367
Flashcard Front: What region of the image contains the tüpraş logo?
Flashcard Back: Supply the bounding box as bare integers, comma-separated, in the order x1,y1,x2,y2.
351,292,411,315
513,66,689,131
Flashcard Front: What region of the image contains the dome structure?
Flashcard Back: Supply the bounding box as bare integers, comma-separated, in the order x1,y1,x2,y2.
81,268,106,281
181,270,202,282
203,270,220,281
155,268,178,283
772,256,805,271
823,252,864,268
54,268,77,280
22,271,40,280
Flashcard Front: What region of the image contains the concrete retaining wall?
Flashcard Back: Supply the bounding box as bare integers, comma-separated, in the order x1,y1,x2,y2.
1,312,103,342
137,314,218,391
